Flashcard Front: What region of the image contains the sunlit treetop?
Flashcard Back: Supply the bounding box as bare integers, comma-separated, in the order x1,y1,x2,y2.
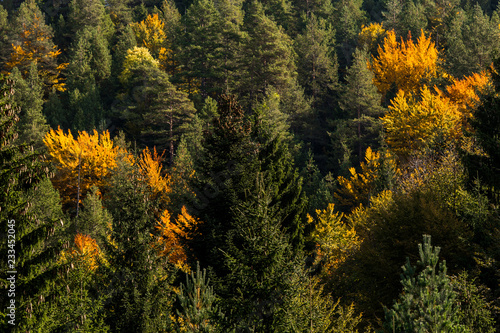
370,29,439,97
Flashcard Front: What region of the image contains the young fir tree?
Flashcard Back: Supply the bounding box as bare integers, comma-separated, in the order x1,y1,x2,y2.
384,235,468,332
102,161,176,332
0,76,65,332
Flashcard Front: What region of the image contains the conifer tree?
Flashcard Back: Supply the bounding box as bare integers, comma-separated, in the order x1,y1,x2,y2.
174,262,219,332
384,235,468,332
102,162,176,332
8,64,48,148
0,76,65,332
337,47,384,164
178,0,223,97
445,4,500,78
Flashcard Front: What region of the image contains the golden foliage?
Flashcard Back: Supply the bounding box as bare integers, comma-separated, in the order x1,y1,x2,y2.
130,14,167,59
61,233,104,271
307,203,360,273
358,23,386,54
382,86,461,156
43,127,132,206
446,71,490,124
370,30,438,97
154,206,202,272
4,14,68,92
335,147,397,211
138,147,171,203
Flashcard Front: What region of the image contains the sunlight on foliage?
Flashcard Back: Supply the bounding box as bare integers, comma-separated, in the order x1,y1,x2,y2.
383,86,461,157
335,147,397,211
130,14,167,59
154,206,202,272
307,203,361,274
44,127,132,206
370,29,438,97
446,71,490,125
119,46,159,84
358,23,386,54
138,147,171,202
60,233,105,271
4,14,68,91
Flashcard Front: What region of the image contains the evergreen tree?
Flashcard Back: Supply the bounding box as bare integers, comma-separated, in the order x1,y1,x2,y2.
337,47,384,164
0,76,65,331
102,161,176,332
445,4,500,78
8,64,49,148
239,1,310,128
463,57,500,202
68,0,114,42
295,13,338,110
332,0,367,69
190,95,307,278
178,0,223,98
174,262,219,332
384,235,468,332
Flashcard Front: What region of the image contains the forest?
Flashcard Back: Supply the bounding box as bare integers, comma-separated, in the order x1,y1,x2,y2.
1,0,500,331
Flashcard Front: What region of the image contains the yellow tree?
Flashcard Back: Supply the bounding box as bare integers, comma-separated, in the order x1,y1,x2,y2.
358,22,387,55
153,206,202,272
138,147,171,205
370,29,439,98
4,0,67,92
446,71,490,125
307,203,360,274
382,86,461,157
43,127,132,208
335,147,398,211
130,13,169,59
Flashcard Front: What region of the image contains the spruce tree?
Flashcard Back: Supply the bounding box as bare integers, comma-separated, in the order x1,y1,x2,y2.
102,161,176,332
0,76,65,332
384,235,468,332
8,64,48,148
337,47,384,164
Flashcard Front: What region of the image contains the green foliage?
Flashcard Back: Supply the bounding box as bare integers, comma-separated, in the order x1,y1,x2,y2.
445,4,500,78
384,235,469,332
76,186,113,244
175,262,219,332
451,272,496,333
102,161,176,332
0,76,65,331
8,64,48,148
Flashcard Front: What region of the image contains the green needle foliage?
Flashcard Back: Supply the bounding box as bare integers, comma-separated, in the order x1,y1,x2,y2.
384,235,469,332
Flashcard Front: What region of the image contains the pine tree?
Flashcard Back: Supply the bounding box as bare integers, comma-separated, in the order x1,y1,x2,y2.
174,262,219,332
295,13,338,110
178,0,223,97
445,4,500,78
384,235,468,332
68,0,114,42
